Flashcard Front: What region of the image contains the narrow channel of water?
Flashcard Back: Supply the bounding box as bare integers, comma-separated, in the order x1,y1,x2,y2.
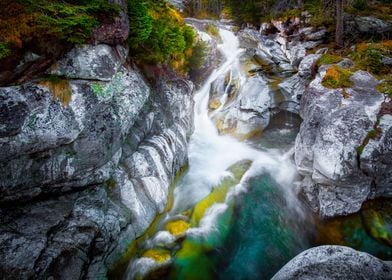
122,26,315,280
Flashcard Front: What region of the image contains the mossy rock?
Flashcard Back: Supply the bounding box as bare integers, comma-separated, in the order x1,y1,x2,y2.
142,249,171,263
190,160,252,225
317,54,343,67
322,65,353,89
209,99,221,110
165,220,190,237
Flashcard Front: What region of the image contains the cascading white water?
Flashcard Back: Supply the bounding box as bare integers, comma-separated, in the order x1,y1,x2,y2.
124,26,303,280
171,27,299,214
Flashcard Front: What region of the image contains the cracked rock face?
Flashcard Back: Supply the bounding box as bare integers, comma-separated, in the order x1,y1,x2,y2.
295,66,392,218
0,43,194,279
272,245,392,280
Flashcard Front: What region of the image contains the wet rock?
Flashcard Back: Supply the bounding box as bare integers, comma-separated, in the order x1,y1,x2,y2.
382,55,392,66
361,115,392,197
272,246,392,280
0,68,150,203
213,75,271,139
238,28,264,49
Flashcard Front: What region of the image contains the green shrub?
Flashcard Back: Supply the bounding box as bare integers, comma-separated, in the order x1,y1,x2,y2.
188,39,208,71
128,0,152,48
377,79,392,98
351,41,392,75
127,0,197,72
0,0,120,50
0,42,11,59
353,0,368,10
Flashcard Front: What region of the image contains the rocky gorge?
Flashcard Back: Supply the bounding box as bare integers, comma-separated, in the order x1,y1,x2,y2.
1,0,392,279
0,29,194,280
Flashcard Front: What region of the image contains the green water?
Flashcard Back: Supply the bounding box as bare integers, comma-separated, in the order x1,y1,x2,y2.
120,112,392,280
166,174,312,280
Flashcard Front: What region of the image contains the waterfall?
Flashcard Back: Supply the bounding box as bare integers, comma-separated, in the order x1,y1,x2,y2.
171,27,298,214
123,25,303,280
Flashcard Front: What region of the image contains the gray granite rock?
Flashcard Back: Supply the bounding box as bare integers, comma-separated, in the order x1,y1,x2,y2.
0,42,194,279
51,44,128,81
294,65,390,218
272,246,392,280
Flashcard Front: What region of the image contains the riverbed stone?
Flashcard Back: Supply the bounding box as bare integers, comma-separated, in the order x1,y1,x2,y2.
272,245,392,280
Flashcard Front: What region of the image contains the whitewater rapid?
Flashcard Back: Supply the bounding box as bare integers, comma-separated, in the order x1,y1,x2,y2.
171,28,299,214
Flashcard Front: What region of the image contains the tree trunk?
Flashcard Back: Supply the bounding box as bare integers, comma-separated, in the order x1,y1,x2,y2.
336,0,344,48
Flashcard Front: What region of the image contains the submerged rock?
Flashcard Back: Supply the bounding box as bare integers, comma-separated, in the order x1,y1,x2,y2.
272,245,392,280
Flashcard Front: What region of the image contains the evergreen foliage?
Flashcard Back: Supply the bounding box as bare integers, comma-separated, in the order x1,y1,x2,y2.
0,0,120,47
127,0,197,72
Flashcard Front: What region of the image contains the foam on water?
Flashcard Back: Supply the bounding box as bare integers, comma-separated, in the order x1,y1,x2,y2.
171,27,299,215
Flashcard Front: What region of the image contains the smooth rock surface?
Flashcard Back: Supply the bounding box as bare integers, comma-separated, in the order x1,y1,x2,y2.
272,246,392,280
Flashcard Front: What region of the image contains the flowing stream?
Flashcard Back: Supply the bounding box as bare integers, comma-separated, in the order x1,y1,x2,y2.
121,25,316,280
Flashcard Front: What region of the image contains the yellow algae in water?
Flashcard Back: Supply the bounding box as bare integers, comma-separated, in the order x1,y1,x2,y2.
190,160,252,226
165,220,190,236
142,249,171,263
362,209,392,246
173,239,214,280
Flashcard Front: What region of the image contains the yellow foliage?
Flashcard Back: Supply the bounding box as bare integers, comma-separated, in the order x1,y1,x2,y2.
0,2,39,48
322,65,353,89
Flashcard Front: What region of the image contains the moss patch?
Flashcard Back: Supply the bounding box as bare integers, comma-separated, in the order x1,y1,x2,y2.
377,79,392,99
317,54,342,67
208,99,221,110
165,220,190,236
356,123,382,156
40,77,72,106
322,65,353,89
350,41,392,75
190,160,252,226
143,249,171,263
205,24,220,40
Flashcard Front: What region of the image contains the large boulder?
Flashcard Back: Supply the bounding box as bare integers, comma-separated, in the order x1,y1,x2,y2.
0,42,194,279
344,14,392,40
295,66,391,218
272,246,392,280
